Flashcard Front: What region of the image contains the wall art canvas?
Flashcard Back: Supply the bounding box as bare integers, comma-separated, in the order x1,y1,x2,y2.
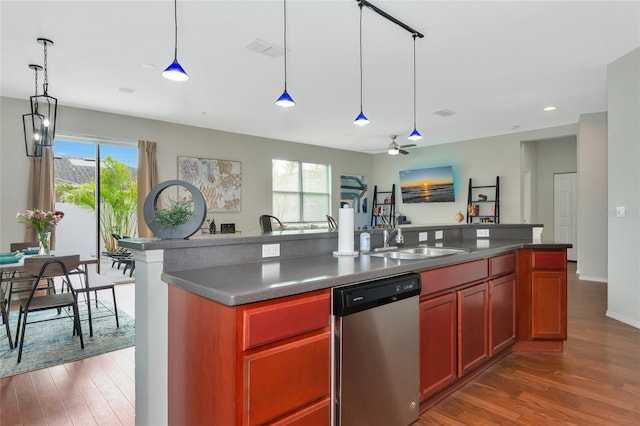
340,174,368,227
178,156,242,212
399,165,455,203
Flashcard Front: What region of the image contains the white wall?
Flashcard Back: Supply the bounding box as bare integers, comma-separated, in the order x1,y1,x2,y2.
0,97,373,250
521,141,538,224
607,48,640,329
369,124,578,226
577,112,608,282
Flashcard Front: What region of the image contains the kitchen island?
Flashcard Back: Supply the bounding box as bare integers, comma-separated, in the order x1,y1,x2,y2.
120,224,570,425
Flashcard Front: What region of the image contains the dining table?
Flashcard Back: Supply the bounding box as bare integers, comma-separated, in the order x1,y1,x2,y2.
0,253,101,342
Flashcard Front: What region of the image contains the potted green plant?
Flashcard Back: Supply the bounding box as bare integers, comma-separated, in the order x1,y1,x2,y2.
143,180,207,239
152,199,194,228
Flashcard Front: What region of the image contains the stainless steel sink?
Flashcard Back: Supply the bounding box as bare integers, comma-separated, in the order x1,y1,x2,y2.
368,246,468,259
400,247,468,256
368,251,433,260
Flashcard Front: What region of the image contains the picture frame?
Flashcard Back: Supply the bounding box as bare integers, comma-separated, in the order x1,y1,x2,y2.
177,156,242,212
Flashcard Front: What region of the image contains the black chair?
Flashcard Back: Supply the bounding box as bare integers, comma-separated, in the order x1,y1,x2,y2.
1,283,12,349
71,272,120,337
259,215,283,232
327,215,338,230
5,242,57,316
14,255,84,363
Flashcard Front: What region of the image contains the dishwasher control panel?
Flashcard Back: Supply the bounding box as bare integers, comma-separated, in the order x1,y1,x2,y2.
333,273,421,316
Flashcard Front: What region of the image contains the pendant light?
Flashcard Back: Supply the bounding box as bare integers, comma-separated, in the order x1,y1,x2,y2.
353,3,369,126
29,38,57,152
275,0,295,107
408,33,422,141
163,0,189,81
23,64,46,158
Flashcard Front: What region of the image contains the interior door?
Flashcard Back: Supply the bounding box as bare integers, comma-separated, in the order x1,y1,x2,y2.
553,173,577,261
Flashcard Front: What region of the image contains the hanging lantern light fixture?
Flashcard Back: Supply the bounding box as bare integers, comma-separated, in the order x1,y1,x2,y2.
23,64,46,158
29,38,58,151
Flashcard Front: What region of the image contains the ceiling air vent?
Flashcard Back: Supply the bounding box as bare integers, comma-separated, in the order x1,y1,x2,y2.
434,109,456,117
246,39,284,58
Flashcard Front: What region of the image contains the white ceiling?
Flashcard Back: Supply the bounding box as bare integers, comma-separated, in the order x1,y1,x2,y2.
2,1,639,153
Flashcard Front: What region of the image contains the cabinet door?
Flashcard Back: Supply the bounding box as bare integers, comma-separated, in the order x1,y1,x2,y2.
490,273,517,355
243,332,330,426
531,270,567,339
419,293,457,401
457,282,489,376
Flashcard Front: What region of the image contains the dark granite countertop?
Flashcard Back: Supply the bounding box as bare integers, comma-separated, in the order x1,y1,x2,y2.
161,238,569,306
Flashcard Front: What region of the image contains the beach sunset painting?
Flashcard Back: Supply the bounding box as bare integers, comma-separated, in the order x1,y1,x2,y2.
399,166,455,203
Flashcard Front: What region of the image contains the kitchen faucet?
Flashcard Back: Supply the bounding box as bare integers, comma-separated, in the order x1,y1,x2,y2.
383,226,404,248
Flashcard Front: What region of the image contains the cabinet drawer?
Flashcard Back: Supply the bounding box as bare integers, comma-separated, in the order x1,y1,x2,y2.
243,291,330,351
532,251,566,269
269,397,330,426
489,253,516,277
419,259,488,296
244,332,331,426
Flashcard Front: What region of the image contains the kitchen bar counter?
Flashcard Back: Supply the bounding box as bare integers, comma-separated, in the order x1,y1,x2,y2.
161,238,568,306
119,223,568,425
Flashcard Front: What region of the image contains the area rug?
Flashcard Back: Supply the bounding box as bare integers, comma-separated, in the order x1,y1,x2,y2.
0,301,134,378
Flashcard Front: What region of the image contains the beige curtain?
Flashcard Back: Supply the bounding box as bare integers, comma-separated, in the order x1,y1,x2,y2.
25,147,56,245
137,140,159,237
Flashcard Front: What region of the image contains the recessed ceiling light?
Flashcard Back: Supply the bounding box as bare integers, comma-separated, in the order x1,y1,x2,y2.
510,125,521,130
118,87,135,94
543,105,557,111
434,109,456,117
141,63,155,70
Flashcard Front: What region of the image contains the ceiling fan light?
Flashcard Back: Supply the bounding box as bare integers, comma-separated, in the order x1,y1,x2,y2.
275,90,295,107
408,128,423,141
162,59,189,81
387,141,400,155
353,111,369,126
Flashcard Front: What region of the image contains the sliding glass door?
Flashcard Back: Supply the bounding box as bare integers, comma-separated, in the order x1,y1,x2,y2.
54,138,137,273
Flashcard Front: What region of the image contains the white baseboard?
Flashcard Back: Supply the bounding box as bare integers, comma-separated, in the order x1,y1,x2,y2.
577,274,608,283
606,310,640,329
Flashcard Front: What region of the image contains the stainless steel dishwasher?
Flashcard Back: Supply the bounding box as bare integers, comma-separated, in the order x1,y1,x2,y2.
333,273,421,426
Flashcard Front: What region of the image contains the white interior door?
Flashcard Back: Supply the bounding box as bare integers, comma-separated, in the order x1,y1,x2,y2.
554,173,577,261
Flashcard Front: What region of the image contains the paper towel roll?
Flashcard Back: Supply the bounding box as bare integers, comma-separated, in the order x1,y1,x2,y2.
337,207,355,255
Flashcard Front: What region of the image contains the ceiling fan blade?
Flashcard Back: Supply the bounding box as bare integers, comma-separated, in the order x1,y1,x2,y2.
399,149,410,155
400,144,416,149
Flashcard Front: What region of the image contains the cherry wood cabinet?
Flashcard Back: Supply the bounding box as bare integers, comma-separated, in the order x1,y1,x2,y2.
168,286,331,426
516,248,567,352
489,273,517,355
457,282,490,376
418,292,457,401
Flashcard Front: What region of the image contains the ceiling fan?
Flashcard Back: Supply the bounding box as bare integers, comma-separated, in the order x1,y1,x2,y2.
387,135,416,155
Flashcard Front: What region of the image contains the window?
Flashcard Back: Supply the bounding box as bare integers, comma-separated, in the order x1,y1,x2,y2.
272,159,330,222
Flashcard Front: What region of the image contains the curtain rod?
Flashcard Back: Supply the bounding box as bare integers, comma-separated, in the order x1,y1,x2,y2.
357,0,424,38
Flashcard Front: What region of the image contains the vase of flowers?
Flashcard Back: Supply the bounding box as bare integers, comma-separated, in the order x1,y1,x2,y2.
16,209,64,255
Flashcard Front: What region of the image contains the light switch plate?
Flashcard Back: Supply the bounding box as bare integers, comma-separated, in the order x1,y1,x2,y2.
262,243,280,257
476,229,490,238
616,206,626,217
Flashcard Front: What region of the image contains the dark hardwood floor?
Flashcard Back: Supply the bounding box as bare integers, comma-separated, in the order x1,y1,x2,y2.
2,263,639,425
418,263,640,425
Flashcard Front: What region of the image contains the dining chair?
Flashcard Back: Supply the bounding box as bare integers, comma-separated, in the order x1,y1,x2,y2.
69,270,120,337
5,242,56,315
0,283,12,349
10,242,37,252
259,215,283,232
14,255,84,363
